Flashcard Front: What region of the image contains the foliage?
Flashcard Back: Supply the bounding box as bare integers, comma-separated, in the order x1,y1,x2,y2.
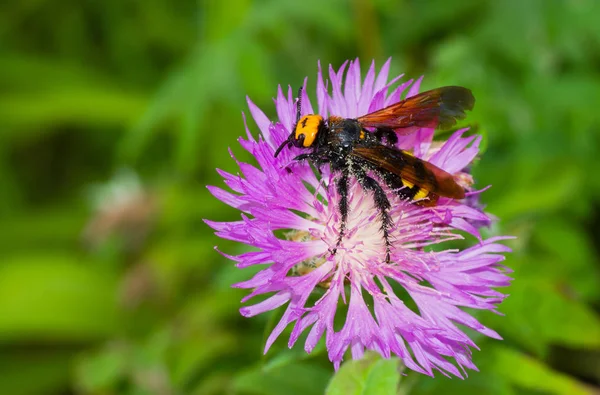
0,0,599,393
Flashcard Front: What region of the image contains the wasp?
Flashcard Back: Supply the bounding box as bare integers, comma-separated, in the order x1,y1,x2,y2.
274,85,475,262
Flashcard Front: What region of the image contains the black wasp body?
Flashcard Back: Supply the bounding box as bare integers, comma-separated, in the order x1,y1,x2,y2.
274,86,474,262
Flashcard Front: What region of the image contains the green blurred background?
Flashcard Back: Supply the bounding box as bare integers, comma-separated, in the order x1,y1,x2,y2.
1,0,600,394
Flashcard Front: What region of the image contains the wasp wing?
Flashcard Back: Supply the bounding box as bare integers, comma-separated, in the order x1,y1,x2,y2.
352,146,465,199
357,86,474,134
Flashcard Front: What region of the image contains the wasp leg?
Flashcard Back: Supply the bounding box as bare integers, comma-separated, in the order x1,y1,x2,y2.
356,170,394,262
374,127,398,146
293,153,320,162
291,152,326,176
331,170,350,257
286,152,322,174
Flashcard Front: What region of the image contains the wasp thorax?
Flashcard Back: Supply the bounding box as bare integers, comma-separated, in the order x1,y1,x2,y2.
294,115,323,148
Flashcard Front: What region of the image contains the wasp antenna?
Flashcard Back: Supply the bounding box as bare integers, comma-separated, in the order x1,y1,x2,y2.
274,134,293,158
296,86,303,124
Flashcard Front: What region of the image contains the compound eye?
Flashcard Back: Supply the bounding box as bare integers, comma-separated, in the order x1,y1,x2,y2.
295,115,323,147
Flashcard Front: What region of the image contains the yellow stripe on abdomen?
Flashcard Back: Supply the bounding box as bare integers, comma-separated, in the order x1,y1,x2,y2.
413,188,429,201
401,179,430,201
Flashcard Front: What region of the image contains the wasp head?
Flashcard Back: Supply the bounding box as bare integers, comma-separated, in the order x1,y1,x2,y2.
274,114,324,157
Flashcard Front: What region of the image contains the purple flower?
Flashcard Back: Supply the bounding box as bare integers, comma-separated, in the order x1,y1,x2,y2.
206,59,512,377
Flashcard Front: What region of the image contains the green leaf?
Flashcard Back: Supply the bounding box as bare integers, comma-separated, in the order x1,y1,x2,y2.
0,206,87,253
532,218,600,301
0,53,112,91
0,350,71,395
486,274,600,355
233,361,331,395
488,164,580,220
481,345,593,395
74,345,129,393
262,341,327,372
171,329,236,388
326,352,401,395
0,254,120,342
0,88,148,133
415,370,516,395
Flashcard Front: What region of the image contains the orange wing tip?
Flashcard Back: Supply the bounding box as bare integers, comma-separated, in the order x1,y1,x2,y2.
452,188,466,200
454,172,474,190
436,175,466,200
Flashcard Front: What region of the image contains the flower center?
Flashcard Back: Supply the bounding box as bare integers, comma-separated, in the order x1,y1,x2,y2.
286,229,331,288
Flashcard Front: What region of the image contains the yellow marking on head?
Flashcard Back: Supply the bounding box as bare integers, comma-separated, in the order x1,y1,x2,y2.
359,131,366,140
403,151,415,158
295,115,323,147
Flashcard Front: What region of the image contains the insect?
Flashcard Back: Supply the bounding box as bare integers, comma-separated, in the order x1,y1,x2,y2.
274,86,475,262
